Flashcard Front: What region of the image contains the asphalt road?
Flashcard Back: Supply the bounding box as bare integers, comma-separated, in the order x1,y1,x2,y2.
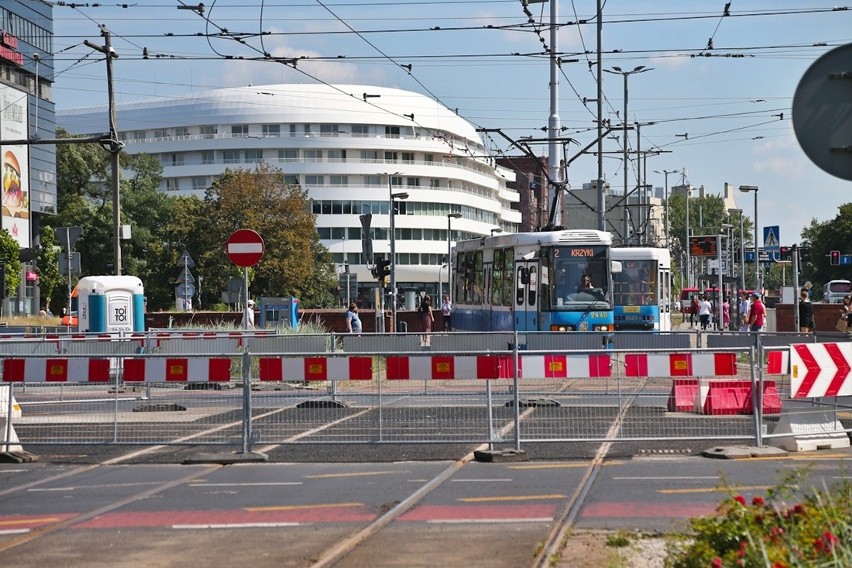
2,443,851,567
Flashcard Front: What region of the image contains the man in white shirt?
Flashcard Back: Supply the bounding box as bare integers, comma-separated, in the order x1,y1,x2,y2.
738,292,751,332
698,295,713,330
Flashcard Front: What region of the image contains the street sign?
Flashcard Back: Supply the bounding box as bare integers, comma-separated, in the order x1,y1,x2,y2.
226,229,264,267
176,271,195,284
58,252,81,274
176,283,195,298
790,342,852,398
178,250,196,268
841,255,852,266
54,227,82,250
763,226,780,255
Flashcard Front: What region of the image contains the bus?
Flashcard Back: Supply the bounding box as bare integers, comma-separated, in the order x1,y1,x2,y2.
611,247,672,331
451,230,619,332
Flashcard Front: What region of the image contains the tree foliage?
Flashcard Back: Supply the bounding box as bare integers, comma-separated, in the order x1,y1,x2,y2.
199,164,336,308
800,203,852,298
0,229,22,299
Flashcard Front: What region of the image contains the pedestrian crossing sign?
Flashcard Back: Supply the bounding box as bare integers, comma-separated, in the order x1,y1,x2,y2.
763,226,780,253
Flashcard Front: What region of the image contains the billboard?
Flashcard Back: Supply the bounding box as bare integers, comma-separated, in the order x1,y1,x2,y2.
0,83,29,247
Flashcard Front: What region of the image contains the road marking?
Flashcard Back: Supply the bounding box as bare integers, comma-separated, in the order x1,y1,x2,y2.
173,522,305,530
246,502,363,512
426,517,552,524
451,478,513,483
0,517,61,527
189,482,303,487
0,469,27,473
458,494,564,503
304,471,400,479
510,461,623,470
658,485,776,495
612,476,719,481
29,481,164,492
0,529,30,535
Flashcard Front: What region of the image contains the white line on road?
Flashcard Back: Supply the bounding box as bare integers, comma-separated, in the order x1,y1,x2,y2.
188,482,303,487
426,518,552,524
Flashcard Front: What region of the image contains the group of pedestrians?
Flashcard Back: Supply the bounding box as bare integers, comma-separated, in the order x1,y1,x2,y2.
345,293,456,337
687,290,766,332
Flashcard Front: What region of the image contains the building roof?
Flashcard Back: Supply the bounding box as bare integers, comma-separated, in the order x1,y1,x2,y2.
59,83,484,147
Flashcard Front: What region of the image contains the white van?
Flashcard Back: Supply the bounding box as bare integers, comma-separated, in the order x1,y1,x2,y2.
823,280,851,303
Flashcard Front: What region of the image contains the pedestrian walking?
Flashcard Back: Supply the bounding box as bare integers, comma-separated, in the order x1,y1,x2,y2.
738,291,751,332
419,294,434,344
441,294,454,332
798,289,814,333
242,299,255,330
345,302,362,335
748,292,765,332
698,295,712,330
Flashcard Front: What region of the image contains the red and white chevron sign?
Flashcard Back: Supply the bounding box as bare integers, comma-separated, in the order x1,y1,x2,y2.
790,342,852,399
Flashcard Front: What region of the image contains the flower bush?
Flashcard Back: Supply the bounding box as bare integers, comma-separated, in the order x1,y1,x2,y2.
668,476,852,567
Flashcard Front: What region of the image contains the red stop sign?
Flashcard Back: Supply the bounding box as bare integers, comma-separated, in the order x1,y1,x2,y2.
226,229,265,267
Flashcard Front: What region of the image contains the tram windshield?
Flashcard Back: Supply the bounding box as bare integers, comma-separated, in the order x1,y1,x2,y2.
543,245,610,309
613,259,658,306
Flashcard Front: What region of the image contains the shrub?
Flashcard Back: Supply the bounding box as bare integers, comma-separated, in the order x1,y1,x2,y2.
668,473,852,567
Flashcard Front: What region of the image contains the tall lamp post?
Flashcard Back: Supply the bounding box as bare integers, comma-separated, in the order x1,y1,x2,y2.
684,184,692,288
654,169,678,248
491,227,503,236
721,223,734,330
604,65,652,246
739,185,760,295
390,185,408,333
446,213,462,304
728,208,745,294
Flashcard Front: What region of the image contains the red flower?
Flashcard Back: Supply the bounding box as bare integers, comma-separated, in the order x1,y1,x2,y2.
711,557,723,568
814,531,839,554
793,503,806,515
752,496,765,506
734,495,747,506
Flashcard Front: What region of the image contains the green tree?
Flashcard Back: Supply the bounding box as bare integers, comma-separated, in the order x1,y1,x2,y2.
800,203,852,298
0,229,23,306
35,226,61,312
199,164,337,308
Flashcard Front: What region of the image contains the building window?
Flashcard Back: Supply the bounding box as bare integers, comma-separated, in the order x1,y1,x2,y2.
153,129,168,139
192,176,207,191
223,150,240,164
279,149,298,161
327,149,346,162
231,124,249,137
402,152,415,163
361,149,380,162
245,149,263,162
305,175,324,186
330,175,348,186
384,151,398,162
201,150,215,164
262,124,280,137
166,179,180,191
200,125,217,139
364,175,381,187
385,126,400,138
320,124,339,137
352,124,369,137
304,149,322,162
175,127,190,138
284,175,299,185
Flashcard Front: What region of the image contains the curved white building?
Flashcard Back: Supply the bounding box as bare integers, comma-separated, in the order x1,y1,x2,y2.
59,84,520,304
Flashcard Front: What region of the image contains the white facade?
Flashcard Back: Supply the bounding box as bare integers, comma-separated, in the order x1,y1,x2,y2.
59,84,520,297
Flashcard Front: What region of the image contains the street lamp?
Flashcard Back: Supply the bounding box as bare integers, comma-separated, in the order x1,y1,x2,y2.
446,213,462,305
390,189,408,332
684,184,692,288
604,65,652,245
739,185,760,295
721,222,734,330
728,208,745,294
490,227,503,236
654,169,678,248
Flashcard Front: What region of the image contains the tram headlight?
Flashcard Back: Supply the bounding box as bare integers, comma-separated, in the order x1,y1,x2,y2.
550,324,575,332
594,325,610,331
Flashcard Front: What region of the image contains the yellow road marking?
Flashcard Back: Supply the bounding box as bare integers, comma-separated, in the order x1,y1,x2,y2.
245,502,363,512
509,461,623,470
658,485,775,495
458,494,565,503
0,517,60,527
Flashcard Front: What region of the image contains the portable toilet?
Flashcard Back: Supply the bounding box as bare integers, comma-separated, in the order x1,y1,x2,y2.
76,275,145,333
258,297,299,329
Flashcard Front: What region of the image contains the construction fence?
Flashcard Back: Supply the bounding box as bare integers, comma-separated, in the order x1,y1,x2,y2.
1,330,850,453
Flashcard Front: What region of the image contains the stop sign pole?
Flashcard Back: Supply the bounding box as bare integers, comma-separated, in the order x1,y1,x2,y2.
226,229,265,456
227,228,264,323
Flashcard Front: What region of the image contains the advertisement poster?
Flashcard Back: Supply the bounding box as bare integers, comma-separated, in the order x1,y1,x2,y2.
0,83,29,248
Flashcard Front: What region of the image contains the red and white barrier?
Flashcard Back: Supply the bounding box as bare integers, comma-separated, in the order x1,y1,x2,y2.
766,350,789,375
790,342,852,399
258,356,373,382
123,358,233,383
2,358,112,383
625,352,737,378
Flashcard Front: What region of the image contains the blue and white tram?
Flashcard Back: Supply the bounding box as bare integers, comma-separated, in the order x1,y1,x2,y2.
611,247,672,331
451,230,618,332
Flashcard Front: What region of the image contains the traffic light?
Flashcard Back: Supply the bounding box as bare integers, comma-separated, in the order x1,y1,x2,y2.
830,250,841,266
376,258,391,288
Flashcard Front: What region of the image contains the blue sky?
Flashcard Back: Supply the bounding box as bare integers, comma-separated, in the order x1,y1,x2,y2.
51,1,851,245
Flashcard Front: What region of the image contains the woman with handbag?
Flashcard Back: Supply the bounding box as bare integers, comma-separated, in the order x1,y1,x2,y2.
838,295,851,333
798,289,814,333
